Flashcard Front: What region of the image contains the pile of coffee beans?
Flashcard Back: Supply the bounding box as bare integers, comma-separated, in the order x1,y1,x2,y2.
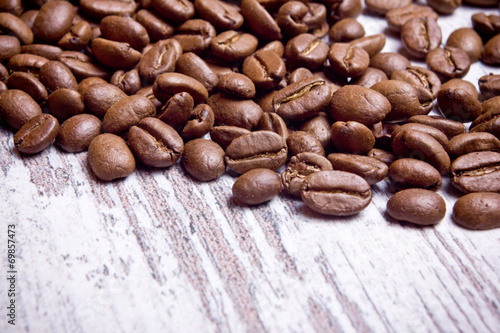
0,0,499,229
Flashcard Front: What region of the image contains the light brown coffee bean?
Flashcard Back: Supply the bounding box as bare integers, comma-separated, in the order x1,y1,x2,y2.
0,12,34,45
135,9,174,42
217,73,256,99
83,83,127,118
370,52,411,78
453,193,500,230
328,43,369,78
240,0,282,41
242,50,286,90
208,93,263,130
56,114,102,153
211,31,259,63
58,51,111,81
391,66,441,99
151,0,195,24
287,131,325,156
367,148,397,166
350,67,388,88
401,17,442,59
80,0,137,20
39,60,77,93
330,121,375,154
426,46,471,82
446,132,500,159
299,112,332,150
407,115,466,140
6,72,48,103
389,158,442,191
91,38,142,70
446,28,483,63
194,0,244,31
482,34,500,66
182,138,226,181
281,152,332,196
285,33,329,71
348,33,386,57
172,19,216,54
391,123,449,148
0,36,21,62
385,4,439,33
387,189,446,225
48,88,85,122
21,44,63,61
176,52,218,93
232,168,282,205
7,53,49,76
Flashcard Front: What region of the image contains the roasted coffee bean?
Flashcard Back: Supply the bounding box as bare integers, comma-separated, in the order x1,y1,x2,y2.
370,52,411,78
389,158,442,191
446,28,483,63
128,117,184,168
88,133,136,181
176,52,218,94
6,72,48,103
472,12,500,42
0,0,23,16
58,51,111,81
217,73,256,99
427,0,461,15
110,69,141,96
446,132,500,158
260,41,285,57
151,0,194,23
56,114,102,153
276,1,311,37
242,50,286,90
392,123,448,149
348,33,386,57
482,34,500,65
391,129,451,175
182,138,225,181
21,44,63,61
367,148,396,166
208,93,263,130
180,104,214,139
240,0,282,41
210,126,251,150
195,0,244,31
32,1,74,44
284,33,329,71
100,16,149,51
172,19,216,54
327,153,388,185
83,83,127,118
480,96,500,116
386,189,446,225
299,112,332,150
80,0,137,20
426,46,471,82
39,61,77,93
453,192,500,230
211,31,258,63
0,64,9,82
328,43,369,78
282,152,333,196
329,18,364,42
103,95,156,134
479,74,500,99
232,168,282,205
0,89,42,130
401,17,441,59
407,115,466,140
470,114,500,140
0,12,34,45
0,36,21,62
91,38,142,70
370,122,400,149
14,113,59,154
286,67,314,85
437,79,482,123
450,151,500,193
329,0,363,22
301,170,371,216
330,121,375,154
139,39,182,85
329,85,391,126
48,89,85,121
390,66,441,99
365,0,411,15
385,4,439,33
371,80,433,122
259,112,289,140
8,53,49,76
153,72,209,105
225,130,287,174
350,67,388,88
157,92,194,131
135,9,174,43
58,21,92,51
287,131,325,156
19,9,37,28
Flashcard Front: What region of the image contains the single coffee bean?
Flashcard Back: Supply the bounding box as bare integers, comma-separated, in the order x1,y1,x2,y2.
172,19,216,54
390,66,441,99
217,73,256,99
370,52,411,78
472,13,500,42
299,112,332,150
401,17,441,59
48,88,85,121
103,95,156,134
327,153,388,185
1,0,23,16
0,12,34,45
21,44,63,61
446,132,500,159
300,170,371,216
281,152,332,196
157,92,194,131
56,114,102,153
240,0,282,41
386,189,446,225
365,0,411,15
426,46,471,82
276,1,312,37
80,0,137,20
208,93,263,130
6,72,48,103
407,115,466,140
328,43,369,78
453,193,500,230
14,113,59,154
259,112,289,140
39,60,77,93
211,31,258,63
392,123,448,148
58,21,92,51
0,64,9,82
176,52,218,94
225,130,288,174
385,4,439,33
350,67,388,88
135,9,174,43
138,39,182,85
287,131,325,156
367,148,397,166
182,138,225,181
232,168,282,205
482,34,500,65
88,133,136,181
7,53,49,76
152,0,194,24
110,69,141,96
389,158,442,191
479,74,500,99
180,104,215,140
330,121,375,154
260,40,285,57
153,72,209,105
0,89,42,130
286,67,314,85
329,85,391,126
469,114,500,140
194,0,244,31
91,38,142,70
242,50,286,90
210,126,251,150
32,1,75,44
446,28,483,63
480,96,500,117
450,151,500,193
427,0,461,15
348,33,386,57
437,79,482,123
0,35,21,62
329,18,365,42
58,51,111,81
329,0,363,22
100,16,149,51
83,83,127,118
284,33,330,71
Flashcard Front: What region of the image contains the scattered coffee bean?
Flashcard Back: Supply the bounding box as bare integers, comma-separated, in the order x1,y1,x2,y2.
182,138,226,182
387,189,446,225
389,158,442,191
14,113,59,154
282,152,333,196
232,168,282,205
453,193,500,230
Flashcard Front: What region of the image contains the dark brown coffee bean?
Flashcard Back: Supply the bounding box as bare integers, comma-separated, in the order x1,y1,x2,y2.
0,36,21,62
208,93,263,130
210,126,251,150
407,115,466,140
172,19,216,54
370,122,400,148
301,170,371,216
232,168,282,205
225,130,287,174
241,0,282,41
259,112,288,140
83,83,127,118
330,121,375,154
194,0,243,31
39,61,77,93
242,50,286,90
284,33,329,71
479,74,500,99
391,66,441,99
135,9,173,43
211,31,259,63
260,41,285,57
56,114,102,153
329,0,363,22
348,34,386,57
365,0,411,15
128,117,184,168
327,153,388,185
217,73,256,99
472,13,500,42
151,0,194,23
153,72,209,105
110,69,141,96
287,131,325,156
392,123,448,148
58,21,92,51
0,12,34,45
0,89,42,130
446,132,500,159
182,138,225,181
21,44,63,61
48,88,85,122
286,67,314,85
428,0,461,15
0,0,23,16
100,16,149,51
401,17,441,59
276,1,310,37
329,85,391,126
88,133,136,181
180,104,214,140
138,39,182,85
453,193,500,230
157,92,194,131
282,152,333,196
91,38,142,70
175,53,218,94
32,1,74,44
300,112,332,150
7,54,49,76
367,148,396,166
446,28,483,63
80,0,137,20
6,72,48,103
103,95,156,134
389,158,442,191
450,151,500,193
426,46,471,82
329,18,364,42
385,4,439,33
327,43,369,78
350,67,388,88
0,64,9,83
482,34,500,65
469,112,500,140
14,113,59,154
370,52,411,78
436,79,482,123
480,96,500,117
387,189,446,225
58,51,111,81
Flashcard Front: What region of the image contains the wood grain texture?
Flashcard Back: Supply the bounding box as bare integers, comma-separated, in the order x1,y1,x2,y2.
1,6,500,333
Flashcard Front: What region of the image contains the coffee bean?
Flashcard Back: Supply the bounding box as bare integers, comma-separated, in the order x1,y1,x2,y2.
392,123,449,148
180,104,215,140
370,52,411,78
39,60,78,93
386,189,446,225
151,0,195,23
287,131,325,156
102,95,156,134
479,74,500,99
0,89,42,130
48,88,85,121
259,112,289,140
6,71,48,103
211,31,258,63
469,112,500,140
390,66,441,99
450,151,500,193
100,16,149,51
453,193,500,230
208,93,263,130
328,43,369,78
0,12,34,45
401,17,442,59
0,35,21,62
154,72,209,106
83,83,127,118
329,0,363,22
135,9,174,43
217,73,256,99
58,21,92,51
242,50,286,90
1,0,23,16
176,52,218,94
80,0,136,20
385,4,439,33
446,28,483,63
365,0,411,15
14,113,59,154
194,0,244,31
285,33,330,71
8,53,49,76
350,67,388,88
330,121,375,154
367,148,397,166
232,168,282,205
299,112,332,150
22,44,63,61
276,1,311,37
210,126,251,150
437,79,482,123
427,0,461,15
182,138,226,181
172,19,216,54
241,0,282,41
407,115,466,140
139,39,183,85
348,34,386,57
482,34,500,65
56,114,102,153
91,38,142,70
446,132,500,159
300,170,372,216
471,12,500,42
389,158,442,191
426,46,471,82
329,18,365,42
327,153,388,185
58,51,111,81
282,152,333,196
157,92,194,131
32,1,74,44
110,69,141,96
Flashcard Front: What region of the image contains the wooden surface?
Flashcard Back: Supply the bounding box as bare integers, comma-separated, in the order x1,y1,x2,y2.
1,5,500,333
